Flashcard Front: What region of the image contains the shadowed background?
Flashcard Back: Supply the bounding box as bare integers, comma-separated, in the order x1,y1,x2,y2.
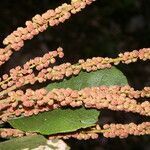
0,0,150,149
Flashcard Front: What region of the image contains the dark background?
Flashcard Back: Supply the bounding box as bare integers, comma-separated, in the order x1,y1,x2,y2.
0,0,150,149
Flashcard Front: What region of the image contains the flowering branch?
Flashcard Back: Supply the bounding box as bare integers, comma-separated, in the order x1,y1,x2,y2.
48,122,150,140
1,122,149,139
0,48,149,98
0,47,64,90
0,0,149,143
0,86,149,122
0,0,95,66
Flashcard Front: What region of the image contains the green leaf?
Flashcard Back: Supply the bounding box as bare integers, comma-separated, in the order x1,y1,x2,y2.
9,67,128,135
0,135,69,150
0,124,4,128
46,66,128,91
0,135,47,150
9,107,99,135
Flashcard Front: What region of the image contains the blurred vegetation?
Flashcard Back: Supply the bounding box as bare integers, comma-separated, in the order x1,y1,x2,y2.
0,0,150,149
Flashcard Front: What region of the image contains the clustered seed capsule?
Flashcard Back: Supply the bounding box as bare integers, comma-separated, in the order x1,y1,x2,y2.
0,85,149,122
0,0,95,66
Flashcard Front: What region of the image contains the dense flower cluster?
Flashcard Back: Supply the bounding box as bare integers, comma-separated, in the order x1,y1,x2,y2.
48,131,99,140
0,0,95,66
0,128,35,138
0,47,12,66
102,122,150,138
0,0,149,141
0,48,149,98
48,122,150,140
79,48,150,72
0,47,64,91
1,86,149,122
1,122,149,139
